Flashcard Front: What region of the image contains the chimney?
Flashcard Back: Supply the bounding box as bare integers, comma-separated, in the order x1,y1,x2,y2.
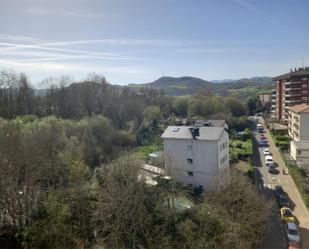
189,127,200,139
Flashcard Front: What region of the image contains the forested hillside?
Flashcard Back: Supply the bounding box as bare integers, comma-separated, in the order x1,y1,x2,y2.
129,76,273,98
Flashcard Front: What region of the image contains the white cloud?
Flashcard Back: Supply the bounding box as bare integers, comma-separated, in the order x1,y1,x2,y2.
23,7,103,19
43,39,201,47
0,42,133,60
233,0,257,11
0,59,146,75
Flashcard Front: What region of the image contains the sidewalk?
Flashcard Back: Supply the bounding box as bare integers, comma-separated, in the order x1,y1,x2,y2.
261,118,309,249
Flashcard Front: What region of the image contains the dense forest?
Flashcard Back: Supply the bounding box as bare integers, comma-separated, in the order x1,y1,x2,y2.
0,70,269,249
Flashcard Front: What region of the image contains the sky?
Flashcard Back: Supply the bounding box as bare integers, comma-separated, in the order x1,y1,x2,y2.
0,0,308,85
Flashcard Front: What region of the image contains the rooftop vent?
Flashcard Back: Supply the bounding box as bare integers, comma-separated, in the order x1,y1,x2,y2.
172,127,180,132
189,127,200,139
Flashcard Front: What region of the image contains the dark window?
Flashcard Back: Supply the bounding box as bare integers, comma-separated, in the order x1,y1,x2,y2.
187,171,193,176
187,158,193,164
297,150,302,155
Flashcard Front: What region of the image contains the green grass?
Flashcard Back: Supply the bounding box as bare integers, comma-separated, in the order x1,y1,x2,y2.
286,163,309,208
135,144,163,160
275,144,309,209
230,139,253,160
228,86,269,100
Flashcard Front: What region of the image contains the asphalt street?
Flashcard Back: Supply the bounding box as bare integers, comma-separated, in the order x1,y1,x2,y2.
250,120,287,249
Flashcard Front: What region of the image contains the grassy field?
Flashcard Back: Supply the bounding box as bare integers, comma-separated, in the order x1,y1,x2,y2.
228,86,271,100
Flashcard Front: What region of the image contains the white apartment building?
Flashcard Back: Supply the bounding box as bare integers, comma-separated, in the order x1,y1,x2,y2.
288,104,309,163
290,141,309,164
161,121,229,190
288,104,309,141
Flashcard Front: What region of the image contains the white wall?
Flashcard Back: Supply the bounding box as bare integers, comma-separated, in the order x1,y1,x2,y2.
163,131,229,189
300,113,309,140
290,142,309,164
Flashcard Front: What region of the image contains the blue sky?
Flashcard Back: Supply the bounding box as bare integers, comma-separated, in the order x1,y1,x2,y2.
0,0,308,85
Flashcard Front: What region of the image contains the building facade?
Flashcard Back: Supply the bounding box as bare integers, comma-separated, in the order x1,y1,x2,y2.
288,104,309,141
161,121,229,190
290,141,309,164
258,93,271,107
272,68,309,124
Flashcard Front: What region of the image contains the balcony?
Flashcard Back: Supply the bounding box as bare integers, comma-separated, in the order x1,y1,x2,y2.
285,99,302,103
289,87,302,91
285,81,302,85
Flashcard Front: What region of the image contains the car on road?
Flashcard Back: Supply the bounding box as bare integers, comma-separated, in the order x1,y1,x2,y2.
259,140,268,146
280,207,296,223
277,195,290,208
288,242,300,249
268,165,277,174
285,222,300,243
263,148,270,155
265,155,273,166
257,124,264,132
275,186,284,198
260,134,266,140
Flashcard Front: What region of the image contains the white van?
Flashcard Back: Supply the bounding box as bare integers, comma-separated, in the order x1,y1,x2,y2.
265,155,273,166
257,124,264,133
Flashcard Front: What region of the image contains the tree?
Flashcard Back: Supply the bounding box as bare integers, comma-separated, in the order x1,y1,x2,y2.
173,97,189,117
224,97,246,117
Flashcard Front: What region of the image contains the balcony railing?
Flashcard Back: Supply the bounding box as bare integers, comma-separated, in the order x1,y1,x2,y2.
285,99,302,103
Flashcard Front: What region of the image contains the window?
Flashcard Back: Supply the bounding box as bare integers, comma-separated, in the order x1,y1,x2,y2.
187,158,193,164
187,171,193,176
297,150,302,155
187,145,192,151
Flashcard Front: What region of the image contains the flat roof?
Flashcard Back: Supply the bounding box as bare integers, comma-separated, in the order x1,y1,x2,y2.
288,104,309,114
161,125,225,141
273,69,309,80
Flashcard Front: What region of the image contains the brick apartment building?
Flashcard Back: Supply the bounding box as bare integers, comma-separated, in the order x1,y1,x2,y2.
271,67,309,124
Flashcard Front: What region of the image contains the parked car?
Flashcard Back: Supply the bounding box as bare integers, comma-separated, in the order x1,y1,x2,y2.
283,167,289,175
263,148,270,155
269,165,277,174
277,195,290,208
285,222,300,243
265,155,273,166
275,186,284,198
280,207,296,223
257,124,264,132
259,140,268,146
288,242,300,249
260,134,266,140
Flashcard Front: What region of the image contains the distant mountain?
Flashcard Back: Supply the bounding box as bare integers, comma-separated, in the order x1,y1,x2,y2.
211,76,273,84
129,76,212,96
211,79,236,83
129,76,273,97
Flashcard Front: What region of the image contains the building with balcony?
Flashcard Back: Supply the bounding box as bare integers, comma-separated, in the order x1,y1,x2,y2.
258,93,271,106
272,67,309,124
161,120,229,190
288,104,309,141
288,104,309,164
290,141,309,164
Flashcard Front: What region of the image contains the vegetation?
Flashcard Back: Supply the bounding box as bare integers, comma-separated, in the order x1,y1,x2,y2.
285,163,309,208
270,130,290,150
94,157,271,249
129,76,273,98
0,69,267,248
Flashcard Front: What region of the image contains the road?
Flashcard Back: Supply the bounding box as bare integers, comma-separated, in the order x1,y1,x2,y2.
251,117,309,249
251,120,286,249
